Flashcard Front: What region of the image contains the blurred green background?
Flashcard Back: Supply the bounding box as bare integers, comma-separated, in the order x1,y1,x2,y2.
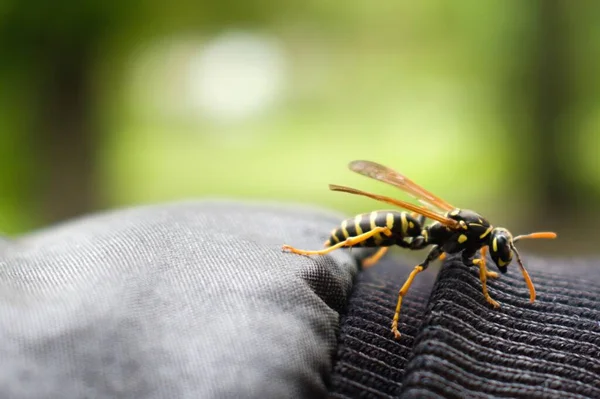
1,1,599,256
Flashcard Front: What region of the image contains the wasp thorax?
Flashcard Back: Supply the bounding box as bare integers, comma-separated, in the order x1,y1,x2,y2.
489,228,513,273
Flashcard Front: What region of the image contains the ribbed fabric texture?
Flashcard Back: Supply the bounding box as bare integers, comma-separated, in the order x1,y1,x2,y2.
329,256,437,398
329,253,600,398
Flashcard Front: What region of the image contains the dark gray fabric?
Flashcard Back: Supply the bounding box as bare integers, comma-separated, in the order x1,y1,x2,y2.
0,201,363,399
328,252,600,398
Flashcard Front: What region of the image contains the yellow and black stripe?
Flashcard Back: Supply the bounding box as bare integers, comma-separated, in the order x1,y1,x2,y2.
324,211,412,248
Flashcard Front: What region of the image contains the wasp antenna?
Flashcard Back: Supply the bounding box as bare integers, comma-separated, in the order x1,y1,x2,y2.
511,245,536,303
514,232,557,242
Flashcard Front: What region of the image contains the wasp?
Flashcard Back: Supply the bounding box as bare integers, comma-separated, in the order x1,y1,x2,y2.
282,160,557,340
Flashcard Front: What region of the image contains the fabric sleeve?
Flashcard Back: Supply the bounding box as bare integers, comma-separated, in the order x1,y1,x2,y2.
0,201,366,399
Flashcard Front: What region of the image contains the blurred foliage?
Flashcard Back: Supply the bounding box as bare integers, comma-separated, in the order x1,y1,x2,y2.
0,1,599,256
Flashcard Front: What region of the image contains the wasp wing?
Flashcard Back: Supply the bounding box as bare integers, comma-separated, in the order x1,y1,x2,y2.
349,160,455,212
329,184,459,228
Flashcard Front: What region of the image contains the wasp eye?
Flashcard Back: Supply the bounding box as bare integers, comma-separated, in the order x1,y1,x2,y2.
491,235,505,254
490,232,513,270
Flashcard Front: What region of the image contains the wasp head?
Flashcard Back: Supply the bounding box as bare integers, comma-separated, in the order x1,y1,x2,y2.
486,228,556,303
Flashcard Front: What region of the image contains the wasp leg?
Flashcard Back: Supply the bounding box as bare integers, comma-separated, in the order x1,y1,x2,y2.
472,246,498,279
362,247,389,268
472,246,500,308
391,245,442,340
362,234,417,268
486,270,499,279
282,226,392,257
481,246,499,279
438,252,447,261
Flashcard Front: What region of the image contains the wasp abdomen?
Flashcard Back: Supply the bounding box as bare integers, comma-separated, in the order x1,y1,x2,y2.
324,211,420,248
